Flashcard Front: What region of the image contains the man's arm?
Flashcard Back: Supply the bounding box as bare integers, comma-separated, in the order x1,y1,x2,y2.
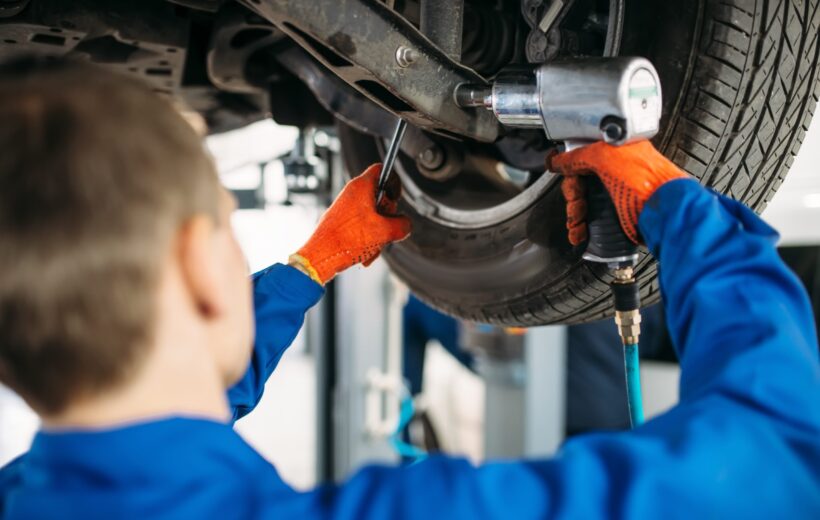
263,180,820,518
642,179,819,412
227,263,323,421
227,165,410,421
0,454,25,514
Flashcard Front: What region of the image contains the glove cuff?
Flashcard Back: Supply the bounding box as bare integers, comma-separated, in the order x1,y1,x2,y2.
288,253,324,285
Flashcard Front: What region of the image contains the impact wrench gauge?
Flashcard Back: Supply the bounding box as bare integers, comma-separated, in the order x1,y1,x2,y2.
456,57,663,426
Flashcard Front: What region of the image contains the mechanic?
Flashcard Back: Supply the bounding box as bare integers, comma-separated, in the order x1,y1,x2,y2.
0,59,818,518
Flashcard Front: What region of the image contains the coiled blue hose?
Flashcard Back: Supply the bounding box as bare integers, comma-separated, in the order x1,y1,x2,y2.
390,394,428,464
624,343,645,427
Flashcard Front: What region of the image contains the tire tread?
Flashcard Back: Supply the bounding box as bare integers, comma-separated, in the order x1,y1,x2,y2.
507,0,820,325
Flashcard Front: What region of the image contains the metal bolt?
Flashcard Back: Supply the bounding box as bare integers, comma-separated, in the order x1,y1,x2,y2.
454,85,493,108
395,46,419,68
418,145,445,170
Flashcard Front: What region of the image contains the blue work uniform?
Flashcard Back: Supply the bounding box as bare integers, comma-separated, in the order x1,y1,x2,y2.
1,179,818,518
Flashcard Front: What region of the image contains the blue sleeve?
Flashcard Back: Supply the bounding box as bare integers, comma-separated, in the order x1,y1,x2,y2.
228,263,324,421
264,179,820,518
0,454,25,515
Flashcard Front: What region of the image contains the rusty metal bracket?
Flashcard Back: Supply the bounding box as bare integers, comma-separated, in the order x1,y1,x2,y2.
277,46,399,139
207,3,284,94
240,0,500,142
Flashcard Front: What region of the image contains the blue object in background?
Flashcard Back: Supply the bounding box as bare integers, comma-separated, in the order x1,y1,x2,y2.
1,179,819,517
389,393,428,464
402,295,473,396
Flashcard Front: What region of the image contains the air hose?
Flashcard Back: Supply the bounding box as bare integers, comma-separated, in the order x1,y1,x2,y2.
584,177,645,428
390,390,428,463
624,343,645,425
611,267,645,427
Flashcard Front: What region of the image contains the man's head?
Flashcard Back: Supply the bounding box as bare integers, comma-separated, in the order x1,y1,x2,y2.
0,58,254,418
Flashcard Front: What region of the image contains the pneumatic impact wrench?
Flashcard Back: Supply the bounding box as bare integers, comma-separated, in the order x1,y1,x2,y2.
456,57,663,426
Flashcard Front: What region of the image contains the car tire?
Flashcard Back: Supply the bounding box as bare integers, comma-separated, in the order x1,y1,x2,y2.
339,0,820,325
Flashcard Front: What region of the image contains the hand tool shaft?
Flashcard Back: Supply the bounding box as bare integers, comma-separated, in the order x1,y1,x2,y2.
375,119,408,207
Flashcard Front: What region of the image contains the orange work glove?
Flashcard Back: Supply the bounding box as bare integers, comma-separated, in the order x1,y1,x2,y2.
550,141,690,245
289,163,411,285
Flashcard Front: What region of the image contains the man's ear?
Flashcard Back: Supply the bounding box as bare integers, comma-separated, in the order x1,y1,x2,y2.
177,215,224,319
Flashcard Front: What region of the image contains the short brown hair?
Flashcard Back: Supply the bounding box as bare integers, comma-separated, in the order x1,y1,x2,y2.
0,57,220,415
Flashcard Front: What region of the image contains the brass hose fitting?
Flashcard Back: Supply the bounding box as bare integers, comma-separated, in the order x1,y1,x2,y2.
614,309,642,346
611,266,642,346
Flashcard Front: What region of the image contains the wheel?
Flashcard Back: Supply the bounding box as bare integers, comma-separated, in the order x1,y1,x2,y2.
340,0,820,325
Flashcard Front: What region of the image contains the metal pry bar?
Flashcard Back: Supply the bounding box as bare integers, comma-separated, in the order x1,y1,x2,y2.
375,119,408,207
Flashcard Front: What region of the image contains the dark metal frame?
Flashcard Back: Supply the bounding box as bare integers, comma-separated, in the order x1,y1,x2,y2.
240,0,500,142
276,46,399,139
419,0,464,60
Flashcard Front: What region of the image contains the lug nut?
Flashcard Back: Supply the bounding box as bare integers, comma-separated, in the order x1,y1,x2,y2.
418,145,445,170
395,46,419,68
416,142,462,182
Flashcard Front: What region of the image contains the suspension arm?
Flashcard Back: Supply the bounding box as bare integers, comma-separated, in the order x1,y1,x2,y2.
240,0,501,142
